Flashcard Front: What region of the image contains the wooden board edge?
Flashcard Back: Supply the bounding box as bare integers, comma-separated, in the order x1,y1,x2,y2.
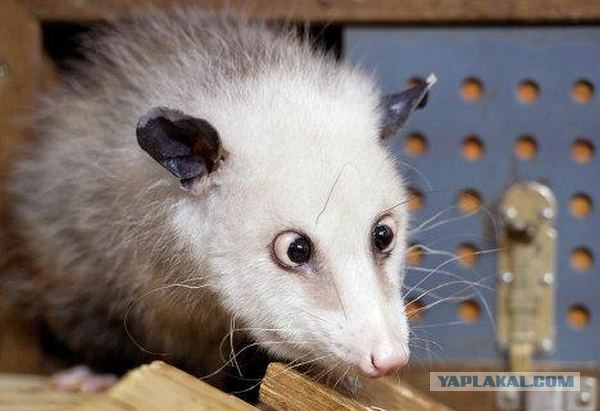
17,0,600,24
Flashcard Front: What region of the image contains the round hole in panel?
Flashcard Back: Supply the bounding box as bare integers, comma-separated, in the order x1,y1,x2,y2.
571,139,595,164
569,193,593,218
462,135,484,161
456,243,479,268
407,187,425,212
406,243,425,266
404,132,428,156
517,79,540,104
515,135,538,160
457,299,481,323
572,79,594,104
406,299,425,322
461,77,484,102
457,189,481,214
567,304,591,330
570,247,594,272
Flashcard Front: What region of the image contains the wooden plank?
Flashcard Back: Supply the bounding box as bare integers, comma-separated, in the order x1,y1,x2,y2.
0,373,100,411
0,0,36,219
259,362,453,411
260,363,369,410
0,0,60,376
358,377,454,411
17,0,600,23
70,361,257,411
0,363,256,411
0,0,45,180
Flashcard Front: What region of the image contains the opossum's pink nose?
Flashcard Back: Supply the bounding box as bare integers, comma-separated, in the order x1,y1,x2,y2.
360,342,408,377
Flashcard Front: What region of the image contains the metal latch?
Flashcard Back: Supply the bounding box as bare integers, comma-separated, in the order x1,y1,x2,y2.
496,182,557,372
496,183,597,410
525,377,598,411
498,377,598,411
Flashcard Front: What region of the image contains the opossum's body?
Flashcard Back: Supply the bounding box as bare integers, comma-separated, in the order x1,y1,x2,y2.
6,10,430,387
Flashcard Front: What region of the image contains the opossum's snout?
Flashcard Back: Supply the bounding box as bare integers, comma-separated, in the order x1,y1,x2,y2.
356,336,409,378
342,297,411,378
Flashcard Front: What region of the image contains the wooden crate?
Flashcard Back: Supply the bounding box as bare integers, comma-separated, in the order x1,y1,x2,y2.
1,1,599,410
15,0,600,23
0,361,452,411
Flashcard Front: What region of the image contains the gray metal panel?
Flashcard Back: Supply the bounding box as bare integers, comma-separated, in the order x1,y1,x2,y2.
344,27,600,363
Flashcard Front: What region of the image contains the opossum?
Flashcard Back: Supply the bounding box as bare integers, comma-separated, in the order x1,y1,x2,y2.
5,10,433,390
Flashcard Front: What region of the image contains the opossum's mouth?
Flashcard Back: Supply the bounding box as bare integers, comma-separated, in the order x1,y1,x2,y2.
263,337,408,381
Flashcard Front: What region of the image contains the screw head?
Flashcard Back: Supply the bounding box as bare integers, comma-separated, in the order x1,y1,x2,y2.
541,207,554,220
579,391,591,404
542,272,554,285
539,338,554,353
505,207,517,219
501,272,513,284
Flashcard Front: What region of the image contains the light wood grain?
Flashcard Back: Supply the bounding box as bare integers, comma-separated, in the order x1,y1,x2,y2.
260,362,453,411
70,361,257,411
0,373,100,411
17,0,600,23
260,363,369,410
358,377,454,411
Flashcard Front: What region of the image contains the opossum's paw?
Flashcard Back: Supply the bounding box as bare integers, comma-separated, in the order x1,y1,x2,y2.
52,365,117,392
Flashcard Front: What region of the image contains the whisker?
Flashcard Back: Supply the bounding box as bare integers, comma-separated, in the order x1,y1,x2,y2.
396,159,433,192
411,320,469,329
332,365,351,391
408,205,460,235
403,248,498,298
124,281,211,356
203,340,320,381
229,314,242,377
405,277,495,305
227,354,332,395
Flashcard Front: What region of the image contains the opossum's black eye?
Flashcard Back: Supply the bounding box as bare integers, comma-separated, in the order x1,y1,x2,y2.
273,232,312,268
372,216,397,254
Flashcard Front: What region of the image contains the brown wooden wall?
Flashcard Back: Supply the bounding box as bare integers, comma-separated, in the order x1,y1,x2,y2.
17,0,600,23
0,0,58,375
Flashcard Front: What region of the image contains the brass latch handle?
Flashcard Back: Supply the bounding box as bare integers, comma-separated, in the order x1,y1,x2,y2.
496,182,557,372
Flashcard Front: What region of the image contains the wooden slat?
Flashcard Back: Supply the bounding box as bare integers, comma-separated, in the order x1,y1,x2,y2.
260,363,369,410
358,377,454,411
17,0,600,23
0,0,60,377
0,0,38,226
0,0,45,184
70,361,257,411
0,373,100,411
260,362,453,411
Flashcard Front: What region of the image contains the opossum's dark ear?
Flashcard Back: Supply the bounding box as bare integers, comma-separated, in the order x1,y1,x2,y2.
380,74,436,140
136,106,224,194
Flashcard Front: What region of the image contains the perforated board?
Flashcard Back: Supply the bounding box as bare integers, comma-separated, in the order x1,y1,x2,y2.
344,27,600,363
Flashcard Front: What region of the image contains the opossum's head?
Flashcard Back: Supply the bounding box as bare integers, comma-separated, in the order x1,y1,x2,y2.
136,69,433,378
